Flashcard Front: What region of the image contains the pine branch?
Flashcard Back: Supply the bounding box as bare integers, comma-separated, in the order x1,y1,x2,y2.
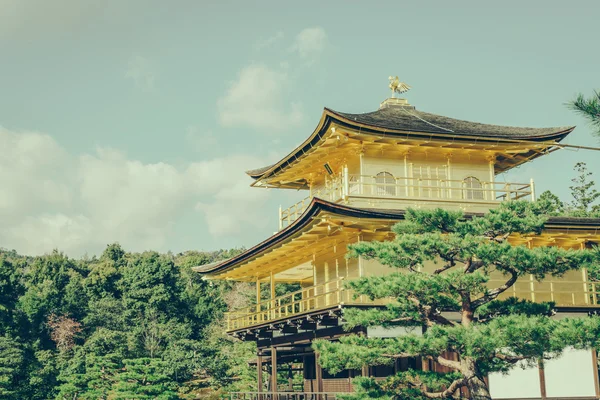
435,356,462,371
569,91,600,135
433,261,455,275
471,267,518,309
494,353,528,364
421,377,467,399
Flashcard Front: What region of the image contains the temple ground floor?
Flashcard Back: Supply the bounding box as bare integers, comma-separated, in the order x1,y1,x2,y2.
228,307,600,400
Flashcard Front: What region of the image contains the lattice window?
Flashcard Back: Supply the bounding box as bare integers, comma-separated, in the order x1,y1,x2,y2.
376,172,396,196
464,176,484,200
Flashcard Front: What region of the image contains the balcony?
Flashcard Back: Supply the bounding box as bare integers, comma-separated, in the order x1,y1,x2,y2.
228,392,339,400
279,174,535,229
225,278,387,332
226,276,599,332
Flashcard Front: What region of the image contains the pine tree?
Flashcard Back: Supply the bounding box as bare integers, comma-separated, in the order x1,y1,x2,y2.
570,90,600,138
108,358,179,400
569,162,600,214
314,202,600,400
0,336,27,399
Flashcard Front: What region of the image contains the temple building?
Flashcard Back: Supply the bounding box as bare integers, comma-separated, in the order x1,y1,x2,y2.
195,84,600,399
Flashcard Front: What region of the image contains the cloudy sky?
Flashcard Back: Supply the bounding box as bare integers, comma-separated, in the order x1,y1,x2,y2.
1,0,599,257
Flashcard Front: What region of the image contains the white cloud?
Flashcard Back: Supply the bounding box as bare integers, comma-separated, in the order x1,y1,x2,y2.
254,31,284,50
217,64,303,131
196,172,269,236
290,27,327,63
0,126,270,256
125,55,156,91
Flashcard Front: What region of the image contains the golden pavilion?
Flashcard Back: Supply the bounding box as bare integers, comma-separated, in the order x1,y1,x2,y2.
195,82,600,400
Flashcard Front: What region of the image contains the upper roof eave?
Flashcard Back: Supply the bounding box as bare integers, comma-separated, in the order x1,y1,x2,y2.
246,106,575,181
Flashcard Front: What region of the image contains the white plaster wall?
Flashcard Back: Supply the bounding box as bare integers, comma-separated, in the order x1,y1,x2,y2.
489,361,542,399
544,349,596,398
489,348,597,399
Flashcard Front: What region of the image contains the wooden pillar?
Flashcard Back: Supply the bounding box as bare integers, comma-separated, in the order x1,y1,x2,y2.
359,151,364,195
257,352,263,394
270,272,276,319
256,278,261,303
592,350,600,398
271,347,278,394
343,164,349,201
256,278,262,322
315,352,324,394
446,155,452,199
488,158,495,201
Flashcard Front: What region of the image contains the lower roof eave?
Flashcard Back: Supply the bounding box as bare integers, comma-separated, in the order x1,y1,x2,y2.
192,198,600,277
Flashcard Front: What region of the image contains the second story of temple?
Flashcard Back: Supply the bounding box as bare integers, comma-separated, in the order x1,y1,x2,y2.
246,96,574,229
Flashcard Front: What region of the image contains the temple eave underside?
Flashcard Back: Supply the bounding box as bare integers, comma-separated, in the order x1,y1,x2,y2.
202,200,600,281
249,114,572,189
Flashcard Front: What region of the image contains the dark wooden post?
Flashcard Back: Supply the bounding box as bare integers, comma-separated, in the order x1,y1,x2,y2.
315,353,324,398
257,352,263,396
271,347,278,396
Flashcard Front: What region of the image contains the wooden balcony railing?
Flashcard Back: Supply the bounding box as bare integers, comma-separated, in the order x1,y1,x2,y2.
347,175,533,202
226,275,600,332
492,276,600,306
227,392,338,400
225,278,387,331
278,173,535,229
279,182,344,230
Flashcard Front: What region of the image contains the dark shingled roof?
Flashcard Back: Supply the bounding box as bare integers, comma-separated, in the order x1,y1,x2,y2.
246,164,275,177
246,105,574,180
330,107,573,140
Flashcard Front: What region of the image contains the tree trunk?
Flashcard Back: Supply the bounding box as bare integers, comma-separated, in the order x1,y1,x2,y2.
462,358,492,400
466,374,491,400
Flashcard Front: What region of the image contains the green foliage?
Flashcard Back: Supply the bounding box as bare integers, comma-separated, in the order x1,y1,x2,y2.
109,358,179,399
570,90,600,137
539,162,600,217
537,190,565,215
0,245,252,399
569,162,600,214
341,370,465,400
316,201,600,399
0,336,27,399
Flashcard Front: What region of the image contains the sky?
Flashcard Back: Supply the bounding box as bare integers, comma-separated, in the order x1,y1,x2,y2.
1,0,599,258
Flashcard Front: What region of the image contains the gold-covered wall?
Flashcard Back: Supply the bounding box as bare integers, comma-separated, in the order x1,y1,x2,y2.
308,236,598,308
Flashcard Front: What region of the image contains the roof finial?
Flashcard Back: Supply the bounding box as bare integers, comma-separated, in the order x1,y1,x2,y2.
388,76,411,98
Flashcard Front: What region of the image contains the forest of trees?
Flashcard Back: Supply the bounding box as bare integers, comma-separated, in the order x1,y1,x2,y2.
0,246,258,399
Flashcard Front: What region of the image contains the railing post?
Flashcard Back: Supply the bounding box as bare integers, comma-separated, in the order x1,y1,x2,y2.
530,178,536,201
279,205,283,230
